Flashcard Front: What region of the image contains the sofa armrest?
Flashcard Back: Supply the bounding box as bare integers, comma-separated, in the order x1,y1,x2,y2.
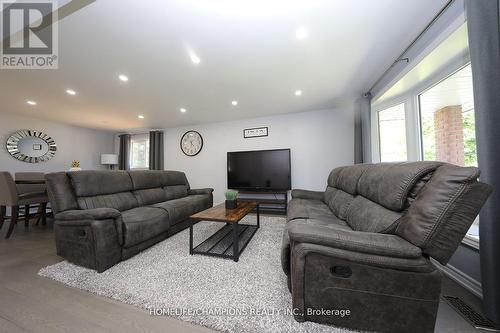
287,222,422,259
55,208,121,222
188,188,214,195
291,189,324,201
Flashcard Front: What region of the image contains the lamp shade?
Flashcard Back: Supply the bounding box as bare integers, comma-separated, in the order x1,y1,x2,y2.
101,154,118,165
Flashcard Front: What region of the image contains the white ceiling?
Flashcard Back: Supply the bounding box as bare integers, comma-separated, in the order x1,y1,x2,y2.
0,0,448,131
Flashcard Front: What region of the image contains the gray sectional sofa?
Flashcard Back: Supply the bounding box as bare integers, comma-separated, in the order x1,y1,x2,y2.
282,162,492,332
45,170,213,272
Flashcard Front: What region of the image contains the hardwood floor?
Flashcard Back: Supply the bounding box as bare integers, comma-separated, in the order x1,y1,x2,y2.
0,217,486,333
0,220,214,333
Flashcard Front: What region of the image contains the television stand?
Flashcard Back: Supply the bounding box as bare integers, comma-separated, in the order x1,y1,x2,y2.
237,191,288,215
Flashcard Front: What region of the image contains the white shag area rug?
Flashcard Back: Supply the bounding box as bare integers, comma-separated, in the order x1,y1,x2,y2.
39,215,354,333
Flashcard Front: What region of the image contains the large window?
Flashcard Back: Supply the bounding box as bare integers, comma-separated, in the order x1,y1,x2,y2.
419,64,477,167
378,103,407,162
130,134,149,169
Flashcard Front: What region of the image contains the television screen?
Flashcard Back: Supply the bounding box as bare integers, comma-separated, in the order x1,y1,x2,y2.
227,149,291,191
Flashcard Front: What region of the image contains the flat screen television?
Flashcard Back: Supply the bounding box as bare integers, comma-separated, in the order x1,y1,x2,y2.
227,149,291,191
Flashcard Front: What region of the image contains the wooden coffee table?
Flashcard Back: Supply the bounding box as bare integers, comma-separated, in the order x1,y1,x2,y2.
189,201,260,262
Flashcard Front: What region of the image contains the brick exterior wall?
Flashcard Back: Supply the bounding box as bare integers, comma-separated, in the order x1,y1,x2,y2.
434,105,465,166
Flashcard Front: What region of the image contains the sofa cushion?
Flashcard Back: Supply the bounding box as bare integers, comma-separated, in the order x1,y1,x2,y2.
396,165,492,264
357,162,442,212
346,196,402,233
133,188,167,205
324,187,355,221
121,207,169,247
77,191,138,211
152,194,211,225
287,198,350,228
45,172,79,214
165,170,190,187
129,170,168,190
68,171,133,196
164,185,188,200
327,164,370,195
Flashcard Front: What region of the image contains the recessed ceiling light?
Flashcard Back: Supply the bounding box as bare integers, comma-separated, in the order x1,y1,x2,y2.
231,100,238,106
26,100,36,105
138,115,145,119
66,89,76,95
295,90,303,96
180,108,187,113
118,74,129,82
295,26,308,40
190,53,201,64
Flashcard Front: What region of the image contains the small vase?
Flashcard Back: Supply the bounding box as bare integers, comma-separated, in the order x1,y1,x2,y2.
69,167,82,171
225,199,237,209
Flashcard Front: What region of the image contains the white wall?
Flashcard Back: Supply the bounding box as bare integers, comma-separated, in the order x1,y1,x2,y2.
163,108,355,203
0,112,116,173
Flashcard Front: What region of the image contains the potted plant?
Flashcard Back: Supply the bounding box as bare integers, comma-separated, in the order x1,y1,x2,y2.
69,160,82,171
225,190,238,209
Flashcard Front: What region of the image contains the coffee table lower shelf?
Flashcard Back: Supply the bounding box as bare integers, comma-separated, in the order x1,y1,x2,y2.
190,223,258,262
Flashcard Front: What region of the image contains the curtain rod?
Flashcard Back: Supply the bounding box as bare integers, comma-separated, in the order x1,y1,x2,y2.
366,0,455,94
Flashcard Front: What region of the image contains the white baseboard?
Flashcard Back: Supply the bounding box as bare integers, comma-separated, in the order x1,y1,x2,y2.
432,259,483,299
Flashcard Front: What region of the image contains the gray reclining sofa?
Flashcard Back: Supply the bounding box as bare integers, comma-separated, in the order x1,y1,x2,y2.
282,162,492,332
45,170,213,272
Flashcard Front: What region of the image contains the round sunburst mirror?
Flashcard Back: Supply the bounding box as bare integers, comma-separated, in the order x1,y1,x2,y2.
6,130,57,163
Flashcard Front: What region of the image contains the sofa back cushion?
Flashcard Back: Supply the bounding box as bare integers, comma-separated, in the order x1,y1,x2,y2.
132,188,167,206
346,196,402,233
129,170,168,189
357,162,442,212
68,171,134,196
77,192,139,211
45,172,79,214
395,165,492,264
163,170,190,200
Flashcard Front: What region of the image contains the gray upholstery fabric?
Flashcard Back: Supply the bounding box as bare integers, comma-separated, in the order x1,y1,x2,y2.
396,165,492,264
188,188,214,195
121,207,169,247
287,221,422,258
325,188,355,220
133,188,167,206
165,170,190,187
152,194,211,225
55,208,121,221
69,171,133,196
290,189,324,201
286,198,342,224
129,170,168,189
357,162,442,211
77,191,138,212
282,162,491,332
327,164,370,195
345,196,402,233
44,172,78,214
45,170,213,272
164,185,188,200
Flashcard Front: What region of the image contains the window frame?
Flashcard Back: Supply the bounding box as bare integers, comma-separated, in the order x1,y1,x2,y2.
371,55,479,249
129,134,150,170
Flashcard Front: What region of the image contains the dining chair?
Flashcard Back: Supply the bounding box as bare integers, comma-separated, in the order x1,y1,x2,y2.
0,172,49,239
15,172,49,225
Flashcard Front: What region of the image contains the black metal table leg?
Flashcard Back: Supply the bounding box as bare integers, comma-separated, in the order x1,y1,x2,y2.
189,221,194,255
257,204,260,228
233,221,239,262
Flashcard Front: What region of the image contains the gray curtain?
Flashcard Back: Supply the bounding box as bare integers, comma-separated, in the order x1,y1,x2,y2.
354,93,372,163
466,0,500,323
149,131,164,170
118,134,130,170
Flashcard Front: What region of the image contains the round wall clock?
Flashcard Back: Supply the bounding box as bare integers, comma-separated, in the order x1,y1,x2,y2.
180,130,203,156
